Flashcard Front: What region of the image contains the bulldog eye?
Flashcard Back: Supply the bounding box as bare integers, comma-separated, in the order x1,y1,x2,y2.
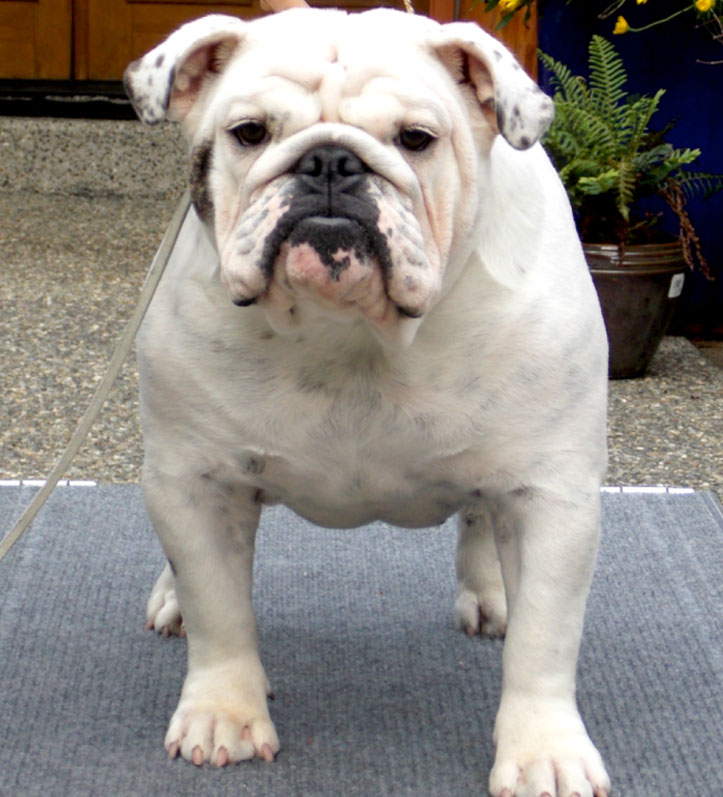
398,127,435,152
230,121,269,147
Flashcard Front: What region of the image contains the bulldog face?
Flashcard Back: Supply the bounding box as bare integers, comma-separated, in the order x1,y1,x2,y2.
125,9,553,344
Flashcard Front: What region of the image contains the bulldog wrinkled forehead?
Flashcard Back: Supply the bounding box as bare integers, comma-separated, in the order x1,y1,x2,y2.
123,8,553,150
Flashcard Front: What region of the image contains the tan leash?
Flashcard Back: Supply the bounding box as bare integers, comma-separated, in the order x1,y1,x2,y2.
0,192,191,564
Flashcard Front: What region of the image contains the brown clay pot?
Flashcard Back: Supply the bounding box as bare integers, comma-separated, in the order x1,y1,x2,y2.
584,241,686,379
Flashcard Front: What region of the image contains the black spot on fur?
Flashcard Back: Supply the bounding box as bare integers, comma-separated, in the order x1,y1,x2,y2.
190,142,214,224
240,456,265,475
496,103,507,135
155,54,165,68
509,485,535,501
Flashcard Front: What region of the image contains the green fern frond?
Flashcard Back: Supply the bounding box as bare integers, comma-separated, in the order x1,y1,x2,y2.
587,35,628,123
555,103,618,161
578,170,619,196
676,170,723,199
632,144,674,172
538,51,589,108
666,147,702,169
625,89,666,154
616,157,637,221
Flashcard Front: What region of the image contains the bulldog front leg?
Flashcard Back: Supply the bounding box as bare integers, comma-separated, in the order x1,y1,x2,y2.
485,488,611,797
142,471,279,766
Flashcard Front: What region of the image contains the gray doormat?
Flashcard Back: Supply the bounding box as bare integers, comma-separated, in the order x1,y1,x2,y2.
1,486,722,796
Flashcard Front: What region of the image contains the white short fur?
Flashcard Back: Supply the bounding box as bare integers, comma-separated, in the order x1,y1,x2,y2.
125,10,611,796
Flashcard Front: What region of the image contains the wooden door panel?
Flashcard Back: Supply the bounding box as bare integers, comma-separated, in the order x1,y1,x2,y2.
0,0,535,88
79,0,253,80
0,0,72,79
81,0,432,81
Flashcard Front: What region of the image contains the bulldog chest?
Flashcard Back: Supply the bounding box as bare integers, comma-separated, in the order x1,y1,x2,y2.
198,350,488,528
241,433,481,530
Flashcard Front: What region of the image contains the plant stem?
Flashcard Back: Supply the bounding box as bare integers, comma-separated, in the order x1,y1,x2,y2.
626,4,698,33
599,0,627,20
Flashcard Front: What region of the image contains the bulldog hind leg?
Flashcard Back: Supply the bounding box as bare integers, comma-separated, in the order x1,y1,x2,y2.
454,505,508,638
146,561,185,637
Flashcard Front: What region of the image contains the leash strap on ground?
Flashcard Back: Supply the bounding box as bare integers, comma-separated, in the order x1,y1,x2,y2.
0,192,192,565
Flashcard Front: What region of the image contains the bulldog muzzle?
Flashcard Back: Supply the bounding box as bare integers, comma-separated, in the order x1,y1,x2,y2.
248,145,392,299
224,139,438,333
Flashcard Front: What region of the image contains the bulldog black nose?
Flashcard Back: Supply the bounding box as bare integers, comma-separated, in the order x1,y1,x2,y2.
294,146,367,182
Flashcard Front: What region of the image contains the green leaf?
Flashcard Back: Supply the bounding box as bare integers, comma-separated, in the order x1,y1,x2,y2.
587,35,628,125
676,171,723,199
578,170,619,195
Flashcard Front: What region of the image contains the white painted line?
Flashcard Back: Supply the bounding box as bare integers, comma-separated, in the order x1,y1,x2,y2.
603,485,696,494
3,479,99,488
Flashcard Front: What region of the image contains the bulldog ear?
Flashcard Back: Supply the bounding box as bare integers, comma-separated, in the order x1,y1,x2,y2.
123,14,246,125
433,21,554,150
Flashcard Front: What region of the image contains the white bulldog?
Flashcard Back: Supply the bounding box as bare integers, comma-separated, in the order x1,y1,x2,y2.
124,9,610,797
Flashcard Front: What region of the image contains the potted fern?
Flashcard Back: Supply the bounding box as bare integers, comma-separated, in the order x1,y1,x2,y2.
539,36,722,377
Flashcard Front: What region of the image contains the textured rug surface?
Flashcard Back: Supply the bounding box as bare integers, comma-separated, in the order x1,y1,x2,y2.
1,485,722,797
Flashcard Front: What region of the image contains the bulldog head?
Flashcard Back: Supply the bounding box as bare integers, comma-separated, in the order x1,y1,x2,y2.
125,9,553,344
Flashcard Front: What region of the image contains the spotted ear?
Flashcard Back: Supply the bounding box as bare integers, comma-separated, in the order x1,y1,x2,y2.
123,14,247,125
432,21,554,150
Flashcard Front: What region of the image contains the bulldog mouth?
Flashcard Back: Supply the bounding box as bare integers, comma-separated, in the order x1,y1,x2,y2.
256,184,394,284
287,216,373,282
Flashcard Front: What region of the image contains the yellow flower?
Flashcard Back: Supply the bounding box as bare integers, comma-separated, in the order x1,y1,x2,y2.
613,15,630,34
636,0,648,4
695,0,714,11
498,0,521,12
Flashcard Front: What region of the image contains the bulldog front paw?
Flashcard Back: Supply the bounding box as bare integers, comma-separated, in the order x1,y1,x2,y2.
454,585,507,638
165,708,278,766
146,562,185,636
489,698,610,797
165,663,279,766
